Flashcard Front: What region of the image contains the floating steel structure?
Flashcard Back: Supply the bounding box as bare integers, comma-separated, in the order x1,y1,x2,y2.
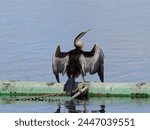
0,81,150,98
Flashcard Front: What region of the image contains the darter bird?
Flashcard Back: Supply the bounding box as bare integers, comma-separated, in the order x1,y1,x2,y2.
52,29,104,93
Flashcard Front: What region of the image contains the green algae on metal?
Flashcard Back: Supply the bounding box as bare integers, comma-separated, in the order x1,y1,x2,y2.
1,81,150,98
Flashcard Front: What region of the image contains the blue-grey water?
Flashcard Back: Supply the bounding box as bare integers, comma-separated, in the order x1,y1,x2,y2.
0,0,150,112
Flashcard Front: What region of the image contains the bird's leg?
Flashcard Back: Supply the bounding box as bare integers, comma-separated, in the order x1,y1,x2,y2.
81,75,87,82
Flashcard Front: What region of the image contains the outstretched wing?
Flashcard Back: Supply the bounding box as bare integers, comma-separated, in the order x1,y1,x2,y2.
52,45,69,82
79,44,104,81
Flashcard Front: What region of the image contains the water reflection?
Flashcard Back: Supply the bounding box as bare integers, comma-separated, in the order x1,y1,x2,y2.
54,101,61,113
54,99,105,113
1,96,150,113
65,100,77,113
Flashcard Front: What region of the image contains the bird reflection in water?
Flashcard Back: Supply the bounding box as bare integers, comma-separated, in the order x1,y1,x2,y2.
54,101,61,113
91,105,105,113
54,100,105,113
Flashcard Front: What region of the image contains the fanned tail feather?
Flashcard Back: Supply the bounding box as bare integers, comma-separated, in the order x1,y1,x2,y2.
64,77,76,92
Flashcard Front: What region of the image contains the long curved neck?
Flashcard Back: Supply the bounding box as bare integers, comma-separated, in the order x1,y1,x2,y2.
74,40,83,50
74,29,90,50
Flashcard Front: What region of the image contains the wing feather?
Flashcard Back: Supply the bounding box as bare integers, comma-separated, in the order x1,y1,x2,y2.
79,44,104,76
52,45,69,76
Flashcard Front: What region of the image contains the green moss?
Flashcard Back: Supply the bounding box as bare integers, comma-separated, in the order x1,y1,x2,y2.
1,91,150,98
88,92,150,98
131,93,149,98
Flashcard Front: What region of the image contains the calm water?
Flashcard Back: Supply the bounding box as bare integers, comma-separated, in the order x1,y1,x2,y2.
0,96,150,113
0,0,150,112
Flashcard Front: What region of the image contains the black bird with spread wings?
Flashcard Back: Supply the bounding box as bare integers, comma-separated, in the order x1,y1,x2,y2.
52,30,104,92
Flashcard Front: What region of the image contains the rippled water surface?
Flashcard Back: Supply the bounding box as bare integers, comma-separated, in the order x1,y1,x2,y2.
0,0,150,112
